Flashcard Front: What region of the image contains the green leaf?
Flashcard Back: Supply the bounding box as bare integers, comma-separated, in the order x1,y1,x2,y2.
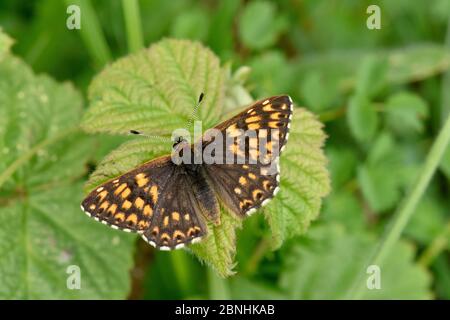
207,0,240,58
300,72,340,112
357,132,419,213
355,56,388,98
82,39,226,136
347,94,378,143
0,53,135,298
405,193,449,246
327,146,358,189
248,51,295,97
82,39,329,277
279,224,432,299
357,164,400,213
385,92,429,136
296,45,450,93
322,191,365,231
238,1,286,50
170,8,210,41
264,109,330,249
189,213,241,278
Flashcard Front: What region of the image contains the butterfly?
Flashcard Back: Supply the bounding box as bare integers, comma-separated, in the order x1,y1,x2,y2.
81,95,293,250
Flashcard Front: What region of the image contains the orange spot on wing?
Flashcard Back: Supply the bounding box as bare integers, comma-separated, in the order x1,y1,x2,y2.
99,201,109,211
268,121,281,128
126,214,138,225
121,187,131,199
98,190,108,201
114,212,125,222
173,230,185,241
134,197,144,209
114,183,127,195
149,185,158,203
135,173,149,187
108,203,117,214
143,204,153,217
163,216,169,227
161,233,171,243
263,180,272,190
172,212,180,221
263,104,273,111
122,200,132,209
252,189,263,200
245,116,261,123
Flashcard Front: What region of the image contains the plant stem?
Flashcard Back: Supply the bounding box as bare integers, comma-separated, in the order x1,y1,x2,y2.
121,0,144,53
441,13,450,125
207,268,231,300
347,111,450,299
65,0,112,67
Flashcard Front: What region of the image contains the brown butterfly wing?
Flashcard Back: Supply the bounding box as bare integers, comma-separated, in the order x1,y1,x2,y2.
201,95,293,217
81,156,209,250
140,167,208,250
81,155,175,233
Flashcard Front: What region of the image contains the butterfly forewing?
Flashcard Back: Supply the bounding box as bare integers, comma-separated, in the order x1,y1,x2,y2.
81,156,176,232
81,155,208,250
201,95,293,216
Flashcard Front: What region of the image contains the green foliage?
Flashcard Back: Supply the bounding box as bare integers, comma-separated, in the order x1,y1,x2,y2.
297,45,450,93
385,92,429,136
83,39,225,136
81,39,330,277
347,94,379,143
279,224,432,299
357,132,409,213
0,27,12,60
238,1,286,50
300,72,340,112
249,51,295,97
2,0,450,300
264,110,330,249
0,44,135,298
170,7,210,41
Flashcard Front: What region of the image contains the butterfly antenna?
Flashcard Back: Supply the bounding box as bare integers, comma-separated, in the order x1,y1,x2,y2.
129,130,171,142
187,92,204,129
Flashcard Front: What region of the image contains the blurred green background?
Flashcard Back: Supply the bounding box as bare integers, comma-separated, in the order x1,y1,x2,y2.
0,0,449,299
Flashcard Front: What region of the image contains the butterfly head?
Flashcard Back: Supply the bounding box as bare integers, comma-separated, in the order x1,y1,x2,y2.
171,136,191,165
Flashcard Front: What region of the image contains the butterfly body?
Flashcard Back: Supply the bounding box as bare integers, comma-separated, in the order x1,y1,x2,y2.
81,95,293,250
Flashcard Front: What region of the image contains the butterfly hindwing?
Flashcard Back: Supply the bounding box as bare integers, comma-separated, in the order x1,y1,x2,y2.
202,95,293,216
141,167,208,250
